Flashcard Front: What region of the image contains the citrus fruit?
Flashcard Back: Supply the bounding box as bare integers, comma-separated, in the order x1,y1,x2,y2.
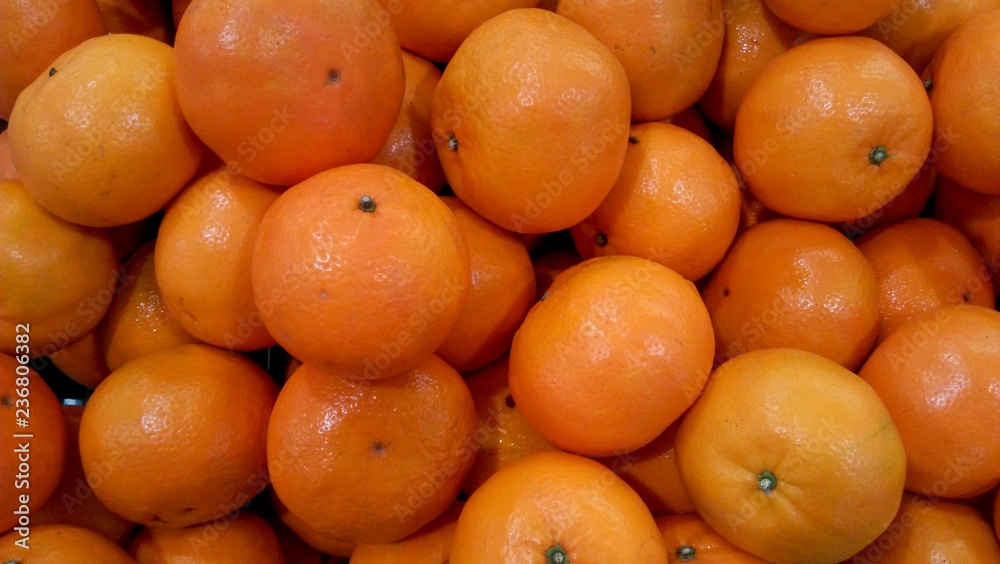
934,176,1000,295
762,0,898,34
0,524,135,563
349,500,462,564
657,513,768,563
127,512,286,563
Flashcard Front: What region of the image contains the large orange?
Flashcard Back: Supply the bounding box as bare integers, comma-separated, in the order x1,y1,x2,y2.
252,164,469,380
0,353,67,533
570,122,740,281
557,0,724,122
7,34,203,227
702,218,881,370
734,36,932,222
174,0,404,186
676,348,906,563
451,451,667,563
155,168,281,351
430,8,631,234
698,0,808,131
0,0,106,119
656,514,768,563
859,305,1000,498
267,356,477,545
349,500,462,563
924,9,1000,195
0,179,118,358
79,343,278,528
509,255,714,457
127,512,286,563
762,0,898,34
436,197,535,372
371,51,447,193
856,218,995,344
847,494,1000,563
934,176,1000,295
0,524,135,563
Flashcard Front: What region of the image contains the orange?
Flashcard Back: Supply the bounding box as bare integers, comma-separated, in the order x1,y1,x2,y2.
252,164,469,379
0,0,106,119
79,343,278,528
0,353,67,532
856,218,995,344
349,500,462,563
847,494,1000,563
267,355,477,545
8,34,203,227
860,0,1000,72
698,0,808,132
0,179,118,358
376,0,539,63
569,122,741,281
656,514,768,563
839,163,937,239
531,243,582,301
128,512,286,563
155,168,281,351
174,0,404,186
0,524,135,563
451,451,667,563
676,348,906,563
267,511,327,564
859,305,1000,498
96,241,201,371
0,130,18,180
762,0,898,34
702,218,881,370
595,421,696,517
557,0,724,121
436,197,535,372
509,255,714,457
734,36,932,222
48,331,111,389
96,0,172,42
371,51,447,193
460,357,557,497
31,404,138,546
934,176,1000,295
430,8,631,234
924,9,1000,195
269,491,355,558
662,106,713,142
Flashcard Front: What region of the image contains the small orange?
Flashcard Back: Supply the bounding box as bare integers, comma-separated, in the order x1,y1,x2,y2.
762,0,898,34
96,241,201,372
934,176,1000,295
859,305,1000,499
0,353,67,533
570,122,741,281
430,8,631,234
269,491,355,558
839,163,937,239
657,514,768,563
252,164,469,380
662,106,713,142
451,451,667,563
349,500,462,563
155,168,282,351
676,348,906,563
856,218,995,344
79,343,278,528
0,130,18,180
702,218,881,370
128,512,286,563
371,51,447,193
267,355,477,545
267,511,327,564
734,36,932,222
0,524,135,564
557,0,724,121
509,255,715,457
436,197,536,372
96,0,172,42
460,357,557,497
924,9,1000,195
847,494,1000,563
531,243,582,301
48,331,111,389
8,34,203,227
174,0,404,186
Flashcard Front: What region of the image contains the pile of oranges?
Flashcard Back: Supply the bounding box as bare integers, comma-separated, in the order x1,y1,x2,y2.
1,0,999,562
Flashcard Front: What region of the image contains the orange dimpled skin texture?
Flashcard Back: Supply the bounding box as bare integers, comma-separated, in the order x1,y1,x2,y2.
0,524,136,564
734,36,932,223
174,0,405,186
657,514,768,563
267,356,477,545
431,8,631,234
7,34,203,228
509,255,715,457
252,164,469,380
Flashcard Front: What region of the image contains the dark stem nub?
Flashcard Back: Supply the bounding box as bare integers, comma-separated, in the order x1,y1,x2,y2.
869,146,889,166
48,67,57,77
757,470,777,495
359,195,376,213
677,546,697,562
628,135,640,144
595,233,608,247
448,132,458,151
545,544,568,564
923,78,933,92
327,69,341,85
